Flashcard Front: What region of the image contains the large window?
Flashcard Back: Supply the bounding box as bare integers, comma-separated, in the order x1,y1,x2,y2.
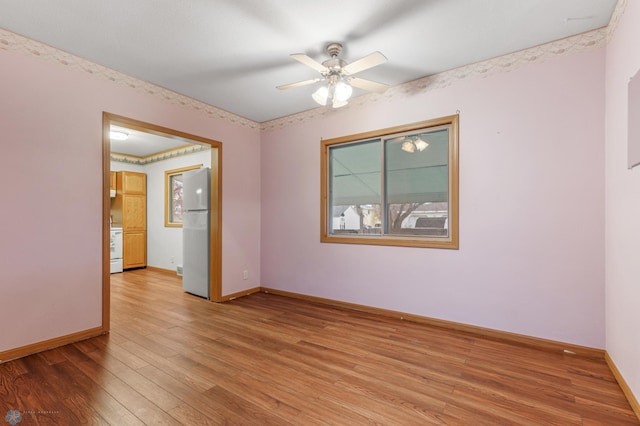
321,115,459,249
164,164,202,227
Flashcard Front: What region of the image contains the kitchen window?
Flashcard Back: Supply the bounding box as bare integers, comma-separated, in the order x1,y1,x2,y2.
321,115,459,249
165,164,202,227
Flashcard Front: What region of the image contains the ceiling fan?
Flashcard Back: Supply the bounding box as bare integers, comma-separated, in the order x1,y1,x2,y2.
277,42,389,108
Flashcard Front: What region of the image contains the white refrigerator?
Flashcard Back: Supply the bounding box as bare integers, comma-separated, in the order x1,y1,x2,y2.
182,167,210,298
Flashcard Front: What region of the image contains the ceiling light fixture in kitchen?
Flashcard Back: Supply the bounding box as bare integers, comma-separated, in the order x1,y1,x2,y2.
110,130,129,141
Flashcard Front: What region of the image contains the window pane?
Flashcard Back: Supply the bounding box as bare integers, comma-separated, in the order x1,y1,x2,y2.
321,115,459,249
329,140,382,235
165,164,202,227
385,128,449,237
170,174,184,223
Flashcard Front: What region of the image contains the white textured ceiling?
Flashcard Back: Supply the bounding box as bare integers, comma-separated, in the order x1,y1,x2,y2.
0,0,618,123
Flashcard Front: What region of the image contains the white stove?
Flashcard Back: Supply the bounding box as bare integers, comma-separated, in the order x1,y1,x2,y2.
110,227,123,273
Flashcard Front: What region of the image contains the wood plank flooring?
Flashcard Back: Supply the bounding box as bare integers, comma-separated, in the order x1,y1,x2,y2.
0,268,637,425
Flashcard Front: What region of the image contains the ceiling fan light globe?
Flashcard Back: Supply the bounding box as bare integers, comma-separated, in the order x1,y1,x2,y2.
312,86,329,105
334,81,353,102
332,99,348,108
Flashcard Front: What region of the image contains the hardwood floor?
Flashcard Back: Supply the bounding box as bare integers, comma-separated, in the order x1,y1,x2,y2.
1,269,638,425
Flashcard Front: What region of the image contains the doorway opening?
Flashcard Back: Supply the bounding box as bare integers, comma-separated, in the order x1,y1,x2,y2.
102,112,223,332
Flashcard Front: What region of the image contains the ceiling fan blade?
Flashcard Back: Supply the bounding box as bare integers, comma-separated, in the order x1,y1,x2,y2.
277,78,322,90
290,54,328,73
342,51,387,75
349,77,389,94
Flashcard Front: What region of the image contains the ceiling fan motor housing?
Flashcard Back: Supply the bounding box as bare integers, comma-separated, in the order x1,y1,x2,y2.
322,58,347,74
326,42,343,58
323,43,347,74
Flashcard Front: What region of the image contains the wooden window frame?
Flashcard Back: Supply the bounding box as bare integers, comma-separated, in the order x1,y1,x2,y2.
320,114,459,249
164,164,202,227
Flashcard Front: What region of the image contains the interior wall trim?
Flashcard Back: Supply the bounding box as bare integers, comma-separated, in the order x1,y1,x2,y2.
605,352,640,421
111,143,209,165
260,287,605,359
0,28,259,130
221,287,261,302
145,266,179,276
0,327,104,364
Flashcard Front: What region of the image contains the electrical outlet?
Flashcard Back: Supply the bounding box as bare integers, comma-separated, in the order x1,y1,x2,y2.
243,270,249,280
170,256,175,264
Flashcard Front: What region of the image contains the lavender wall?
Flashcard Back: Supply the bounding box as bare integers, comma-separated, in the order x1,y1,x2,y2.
0,47,261,352
261,48,606,348
605,0,640,403
0,23,614,360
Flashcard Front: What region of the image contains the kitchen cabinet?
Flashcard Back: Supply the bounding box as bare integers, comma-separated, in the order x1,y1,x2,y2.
122,194,146,231
123,231,146,269
121,172,146,194
112,171,147,269
109,171,116,191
